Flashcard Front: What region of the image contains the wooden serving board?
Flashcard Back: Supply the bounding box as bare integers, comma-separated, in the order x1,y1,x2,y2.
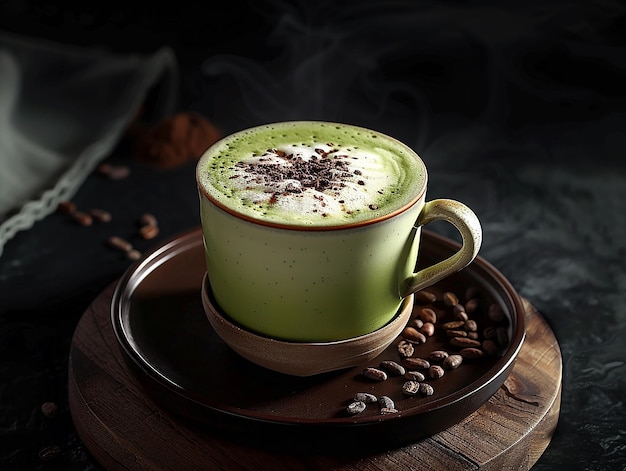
69,283,561,471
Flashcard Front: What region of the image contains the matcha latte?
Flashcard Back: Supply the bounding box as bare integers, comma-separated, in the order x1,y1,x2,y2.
197,121,426,227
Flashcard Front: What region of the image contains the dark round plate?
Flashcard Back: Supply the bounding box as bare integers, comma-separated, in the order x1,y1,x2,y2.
111,228,525,452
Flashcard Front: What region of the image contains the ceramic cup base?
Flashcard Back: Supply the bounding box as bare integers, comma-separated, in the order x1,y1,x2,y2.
200,273,414,377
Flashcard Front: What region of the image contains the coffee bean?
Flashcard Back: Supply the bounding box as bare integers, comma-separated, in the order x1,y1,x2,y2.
40,402,58,418
429,365,445,379
453,306,469,322
362,367,388,381
483,326,497,339
428,350,449,362
89,208,112,223
71,211,93,226
488,303,505,322
402,326,426,344
450,337,482,348
482,339,498,356
467,331,479,340
443,291,459,307
397,340,415,358
411,318,424,329
443,354,463,370
446,329,467,338
380,360,406,376
378,395,395,410
415,290,437,303
465,319,478,332
346,401,366,415
402,380,420,396
441,320,465,330
57,200,76,215
139,224,159,240
420,322,435,337
404,371,425,381
354,392,378,404
417,307,437,324
108,236,133,252
403,357,430,370
465,298,479,313
419,383,434,396
381,407,398,414
460,348,485,359
126,249,142,261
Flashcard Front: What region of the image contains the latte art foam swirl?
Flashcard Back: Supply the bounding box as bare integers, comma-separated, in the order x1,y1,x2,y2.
197,122,425,227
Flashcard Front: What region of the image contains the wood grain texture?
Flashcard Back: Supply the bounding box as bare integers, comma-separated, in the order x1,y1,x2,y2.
69,286,561,470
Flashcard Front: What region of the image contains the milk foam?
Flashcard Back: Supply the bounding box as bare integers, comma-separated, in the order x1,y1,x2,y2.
197,122,425,227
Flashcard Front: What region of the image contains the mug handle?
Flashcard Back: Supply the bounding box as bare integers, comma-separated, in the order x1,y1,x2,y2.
401,199,482,297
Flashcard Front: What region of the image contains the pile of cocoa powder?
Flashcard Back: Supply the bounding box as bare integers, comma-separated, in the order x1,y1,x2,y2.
130,111,222,169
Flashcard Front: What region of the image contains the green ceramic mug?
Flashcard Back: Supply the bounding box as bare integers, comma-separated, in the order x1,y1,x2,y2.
197,121,482,342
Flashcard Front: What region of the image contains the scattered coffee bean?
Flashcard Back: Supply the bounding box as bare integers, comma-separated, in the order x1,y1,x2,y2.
362,367,388,381
429,365,445,379
465,319,478,332
397,339,415,358
417,307,437,324
460,347,485,359
380,407,398,414
428,350,449,362
415,290,437,303
71,211,93,226
441,320,465,330
378,395,395,410
57,200,76,215
404,371,425,381
446,329,467,338
483,326,497,339
354,392,378,404
411,318,424,329
380,360,406,376
89,208,112,223
139,224,159,240
465,298,479,313
126,249,143,261
346,401,366,415
108,236,133,252
450,337,482,348
40,402,58,418
488,303,505,322
453,305,469,321
467,331,479,340
402,326,426,344
419,383,434,396
402,380,420,396
443,354,463,370
403,357,430,370
443,291,459,307
421,322,436,337
482,339,498,356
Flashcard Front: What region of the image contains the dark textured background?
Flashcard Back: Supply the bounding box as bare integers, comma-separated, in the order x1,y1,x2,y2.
1,1,625,469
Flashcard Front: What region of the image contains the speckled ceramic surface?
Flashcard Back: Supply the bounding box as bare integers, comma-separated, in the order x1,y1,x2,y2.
201,273,415,376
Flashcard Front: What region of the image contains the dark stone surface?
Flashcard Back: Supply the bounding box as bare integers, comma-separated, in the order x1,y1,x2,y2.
1,1,625,469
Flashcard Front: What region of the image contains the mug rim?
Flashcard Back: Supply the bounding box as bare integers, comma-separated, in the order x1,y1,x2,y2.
196,120,428,231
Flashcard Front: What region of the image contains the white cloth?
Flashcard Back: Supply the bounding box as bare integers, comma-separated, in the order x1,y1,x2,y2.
0,31,178,256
